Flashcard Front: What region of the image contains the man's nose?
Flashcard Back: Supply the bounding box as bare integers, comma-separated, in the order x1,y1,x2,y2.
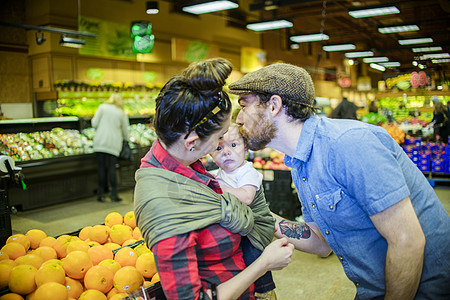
236,110,243,125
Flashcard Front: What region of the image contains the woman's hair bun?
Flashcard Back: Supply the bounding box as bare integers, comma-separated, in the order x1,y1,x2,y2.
183,58,233,96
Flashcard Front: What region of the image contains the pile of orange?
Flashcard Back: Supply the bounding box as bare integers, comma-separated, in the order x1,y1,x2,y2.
0,211,159,300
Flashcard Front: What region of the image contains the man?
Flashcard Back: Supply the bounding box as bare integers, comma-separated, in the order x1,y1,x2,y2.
228,63,450,300
329,97,359,119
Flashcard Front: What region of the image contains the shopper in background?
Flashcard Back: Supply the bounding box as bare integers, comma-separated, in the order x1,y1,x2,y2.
91,93,129,202
210,124,277,300
369,99,379,113
431,101,450,144
228,62,450,299
329,97,359,119
134,58,294,300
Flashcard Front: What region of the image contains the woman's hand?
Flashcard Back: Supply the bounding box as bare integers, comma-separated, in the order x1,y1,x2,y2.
259,238,294,271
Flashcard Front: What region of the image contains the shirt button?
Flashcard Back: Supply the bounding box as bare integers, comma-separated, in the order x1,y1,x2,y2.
315,195,319,199
339,256,344,261
312,204,316,208
325,230,330,235
302,177,306,182
355,282,360,287
329,205,334,210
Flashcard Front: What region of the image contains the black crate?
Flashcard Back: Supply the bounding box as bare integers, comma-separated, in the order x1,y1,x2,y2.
0,188,12,247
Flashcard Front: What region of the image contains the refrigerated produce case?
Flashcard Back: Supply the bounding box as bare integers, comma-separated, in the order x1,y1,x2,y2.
0,116,153,211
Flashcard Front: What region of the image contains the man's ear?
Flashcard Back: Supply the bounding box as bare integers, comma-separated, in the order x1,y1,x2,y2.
269,95,283,117
184,131,200,152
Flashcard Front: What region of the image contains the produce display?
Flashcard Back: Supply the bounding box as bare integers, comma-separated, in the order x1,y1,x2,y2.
0,211,160,299
1,124,156,162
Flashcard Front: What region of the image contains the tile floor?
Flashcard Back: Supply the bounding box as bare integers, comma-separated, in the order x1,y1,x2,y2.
8,186,450,300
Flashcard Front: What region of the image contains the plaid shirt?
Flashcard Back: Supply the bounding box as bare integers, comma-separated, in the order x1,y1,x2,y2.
140,140,254,300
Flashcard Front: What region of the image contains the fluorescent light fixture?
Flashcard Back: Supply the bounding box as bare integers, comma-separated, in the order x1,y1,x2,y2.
379,62,401,67
363,57,389,63
432,58,450,63
345,51,374,58
349,6,399,18
290,44,300,49
420,53,450,60
378,24,419,33
398,38,433,45
182,0,238,14
247,19,293,31
146,1,159,14
322,44,355,52
290,33,329,43
60,36,85,48
412,46,443,53
370,63,386,71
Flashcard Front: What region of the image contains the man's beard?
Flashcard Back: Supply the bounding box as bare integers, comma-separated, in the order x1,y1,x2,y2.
239,110,277,151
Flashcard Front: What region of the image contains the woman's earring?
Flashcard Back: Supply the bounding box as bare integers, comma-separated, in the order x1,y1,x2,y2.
190,147,195,152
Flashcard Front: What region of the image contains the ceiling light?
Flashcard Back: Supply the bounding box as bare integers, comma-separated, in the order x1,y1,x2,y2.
247,19,293,31
398,38,433,45
412,46,443,53
182,0,238,14
412,61,418,66
290,33,329,43
349,6,399,18
60,36,85,48
370,63,386,72
432,58,450,63
378,24,419,34
363,57,389,63
322,44,355,52
418,64,425,69
379,62,401,67
420,53,450,60
146,1,159,14
290,44,300,50
345,51,374,58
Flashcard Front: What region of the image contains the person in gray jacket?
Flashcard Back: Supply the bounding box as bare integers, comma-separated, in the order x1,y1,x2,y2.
91,93,129,202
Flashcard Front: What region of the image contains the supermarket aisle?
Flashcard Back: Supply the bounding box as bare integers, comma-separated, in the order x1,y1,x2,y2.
9,187,450,300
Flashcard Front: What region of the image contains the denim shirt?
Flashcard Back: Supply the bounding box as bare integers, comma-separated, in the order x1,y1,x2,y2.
284,116,450,299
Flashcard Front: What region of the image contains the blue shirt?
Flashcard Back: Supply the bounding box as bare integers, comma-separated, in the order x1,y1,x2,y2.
284,116,450,299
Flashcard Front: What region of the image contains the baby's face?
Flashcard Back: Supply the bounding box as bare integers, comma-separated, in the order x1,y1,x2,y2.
210,126,247,172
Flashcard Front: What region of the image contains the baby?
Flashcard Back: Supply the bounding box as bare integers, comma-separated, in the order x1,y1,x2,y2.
210,124,276,300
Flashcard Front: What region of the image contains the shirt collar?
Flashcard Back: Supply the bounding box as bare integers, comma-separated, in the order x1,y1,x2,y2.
285,115,319,165
141,139,222,193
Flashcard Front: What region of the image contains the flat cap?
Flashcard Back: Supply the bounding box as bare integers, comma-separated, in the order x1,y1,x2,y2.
228,63,315,106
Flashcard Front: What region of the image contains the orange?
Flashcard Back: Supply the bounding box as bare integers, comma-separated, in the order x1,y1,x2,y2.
98,259,121,275
14,254,43,269
6,234,30,252
33,246,57,262
135,252,157,279
134,244,151,257
109,293,128,300
0,251,9,261
123,211,136,229
0,264,14,289
150,272,160,284
53,235,78,258
63,250,93,280
143,280,152,288
78,226,92,241
34,282,68,300
105,212,123,228
8,264,38,295
66,239,90,254
114,247,137,267
0,293,24,300
113,266,144,293
1,243,26,260
64,276,84,299
121,238,138,247
35,261,65,287
0,259,16,267
132,227,142,240
84,265,114,294
106,287,120,299
41,258,63,269
88,225,110,244
87,240,101,247
109,225,132,246
39,236,56,248
78,289,108,300
88,245,114,265
25,230,47,250
103,243,121,252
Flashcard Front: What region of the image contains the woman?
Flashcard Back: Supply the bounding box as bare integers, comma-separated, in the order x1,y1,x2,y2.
432,101,450,144
134,58,294,300
91,93,129,202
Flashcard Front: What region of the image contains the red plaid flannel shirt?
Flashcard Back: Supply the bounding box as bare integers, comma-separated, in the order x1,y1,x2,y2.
140,140,254,300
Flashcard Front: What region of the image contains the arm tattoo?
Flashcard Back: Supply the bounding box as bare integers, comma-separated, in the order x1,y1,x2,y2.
279,220,311,240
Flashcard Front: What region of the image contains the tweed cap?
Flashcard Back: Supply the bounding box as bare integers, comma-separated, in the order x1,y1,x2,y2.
228,63,315,106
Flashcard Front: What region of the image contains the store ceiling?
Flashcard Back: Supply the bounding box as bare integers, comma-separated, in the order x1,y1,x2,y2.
169,0,450,74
